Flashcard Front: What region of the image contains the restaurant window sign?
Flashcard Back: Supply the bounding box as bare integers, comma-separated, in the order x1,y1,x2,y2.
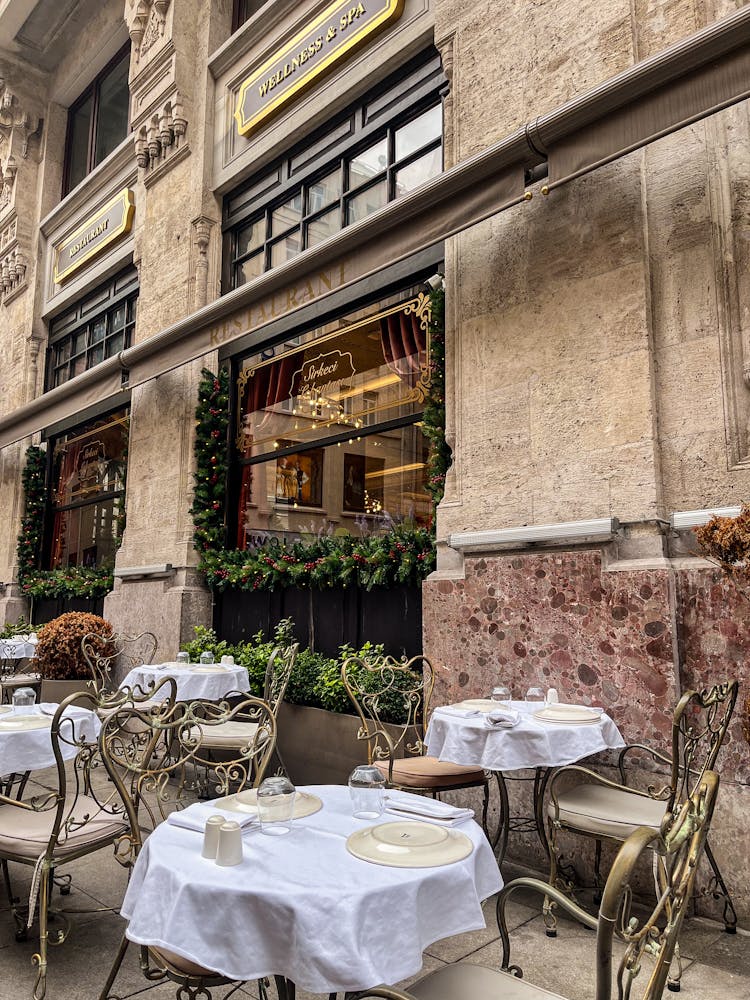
48,409,129,570
234,292,431,549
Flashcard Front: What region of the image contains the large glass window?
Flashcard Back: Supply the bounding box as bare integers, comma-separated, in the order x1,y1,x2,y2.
233,290,432,549
233,0,265,31
46,268,138,390
48,409,129,570
63,45,130,196
224,52,443,291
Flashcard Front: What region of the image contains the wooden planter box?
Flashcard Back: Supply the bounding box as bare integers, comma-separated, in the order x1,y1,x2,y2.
39,679,92,704
277,702,404,785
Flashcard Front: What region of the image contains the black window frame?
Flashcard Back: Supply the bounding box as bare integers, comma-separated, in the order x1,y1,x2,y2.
222,51,445,293
62,43,131,197
232,0,266,32
45,267,139,392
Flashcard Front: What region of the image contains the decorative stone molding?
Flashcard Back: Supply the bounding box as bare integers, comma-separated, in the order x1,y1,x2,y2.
0,75,42,160
190,215,217,310
0,214,27,305
134,89,187,178
128,0,172,62
0,153,17,212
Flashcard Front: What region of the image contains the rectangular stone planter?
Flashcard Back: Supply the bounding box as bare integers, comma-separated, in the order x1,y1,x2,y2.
277,702,404,785
39,678,93,704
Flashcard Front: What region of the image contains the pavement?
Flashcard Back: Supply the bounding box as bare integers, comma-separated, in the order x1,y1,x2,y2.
0,770,748,999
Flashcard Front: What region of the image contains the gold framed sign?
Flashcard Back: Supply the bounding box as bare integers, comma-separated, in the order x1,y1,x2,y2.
234,0,405,137
53,188,135,285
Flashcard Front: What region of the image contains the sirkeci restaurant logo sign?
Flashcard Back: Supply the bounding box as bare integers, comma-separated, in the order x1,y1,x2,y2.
234,0,404,136
292,349,356,400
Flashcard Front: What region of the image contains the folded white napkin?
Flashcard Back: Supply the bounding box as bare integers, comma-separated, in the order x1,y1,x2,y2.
384,792,474,827
166,802,257,833
435,706,481,719
484,707,520,729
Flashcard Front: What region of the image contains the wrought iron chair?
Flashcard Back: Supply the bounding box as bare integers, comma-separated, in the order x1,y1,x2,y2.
351,770,720,1000
342,653,491,834
545,681,738,952
98,693,277,1000
0,682,174,1000
192,642,298,775
81,629,158,702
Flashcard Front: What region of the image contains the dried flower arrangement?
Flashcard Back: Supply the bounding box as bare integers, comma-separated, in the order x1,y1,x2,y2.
35,611,113,681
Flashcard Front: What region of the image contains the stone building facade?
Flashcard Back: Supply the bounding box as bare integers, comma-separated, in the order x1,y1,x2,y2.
0,0,748,924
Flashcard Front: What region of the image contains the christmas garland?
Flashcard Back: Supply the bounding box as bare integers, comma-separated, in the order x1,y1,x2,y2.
16,444,115,601
192,287,448,592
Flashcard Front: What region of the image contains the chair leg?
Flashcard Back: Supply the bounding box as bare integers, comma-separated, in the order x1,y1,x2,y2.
543,821,559,938
480,778,490,842
593,839,603,905
32,863,53,1000
703,839,738,934
98,932,131,1000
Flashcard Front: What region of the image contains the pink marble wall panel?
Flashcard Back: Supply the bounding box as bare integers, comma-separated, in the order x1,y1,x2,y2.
423,551,679,752
676,567,750,785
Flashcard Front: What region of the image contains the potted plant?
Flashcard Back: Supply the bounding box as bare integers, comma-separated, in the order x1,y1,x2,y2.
35,611,113,703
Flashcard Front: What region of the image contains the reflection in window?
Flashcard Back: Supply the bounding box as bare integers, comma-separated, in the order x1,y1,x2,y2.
49,410,129,570
234,294,431,550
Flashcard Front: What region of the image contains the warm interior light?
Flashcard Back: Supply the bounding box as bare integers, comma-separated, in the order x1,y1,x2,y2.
365,462,426,480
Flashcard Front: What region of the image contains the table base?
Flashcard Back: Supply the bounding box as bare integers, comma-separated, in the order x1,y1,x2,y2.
492,768,552,869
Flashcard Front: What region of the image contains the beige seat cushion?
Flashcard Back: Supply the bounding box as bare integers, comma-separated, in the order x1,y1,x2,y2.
98,699,164,735
409,961,564,1000
374,755,485,789
188,721,260,749
549,783,666,841
1,673,41,686
0,794,128,860
150,946,219,979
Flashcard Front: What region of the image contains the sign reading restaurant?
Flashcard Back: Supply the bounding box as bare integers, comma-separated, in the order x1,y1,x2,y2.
54,188,135,284
234,0,405,136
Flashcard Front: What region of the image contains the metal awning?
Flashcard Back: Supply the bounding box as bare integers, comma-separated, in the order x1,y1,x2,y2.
2,3,750,449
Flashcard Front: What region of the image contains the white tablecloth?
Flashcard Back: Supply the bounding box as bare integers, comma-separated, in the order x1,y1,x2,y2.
0,636,38,660
119,663,250,702
426,701,625,771
121,784,501,993
0,703,101,775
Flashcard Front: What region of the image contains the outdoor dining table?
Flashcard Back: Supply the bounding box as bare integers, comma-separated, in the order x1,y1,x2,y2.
120,783,501,996
0,635,38,660
118,661,250,702
0,702,101,777
425,700,625,865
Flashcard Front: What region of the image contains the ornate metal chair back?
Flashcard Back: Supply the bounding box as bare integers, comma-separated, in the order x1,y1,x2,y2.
263,642,298,715
598,770,720,1000
100,694,277,844
81,630,158,699
624,681,737,819
342,654,433,772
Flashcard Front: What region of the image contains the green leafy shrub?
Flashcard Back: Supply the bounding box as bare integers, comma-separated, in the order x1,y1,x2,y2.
0,616,34,639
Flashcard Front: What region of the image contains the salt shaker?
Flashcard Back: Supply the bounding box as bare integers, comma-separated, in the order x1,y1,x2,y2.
546,687,559,704
201,814,226,859
215,821,244,866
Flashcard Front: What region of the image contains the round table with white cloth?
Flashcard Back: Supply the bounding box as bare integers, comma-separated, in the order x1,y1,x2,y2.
120,783,502,994
0,635,38,660
425,700,625,771
0,703,101,776
118,662,250,702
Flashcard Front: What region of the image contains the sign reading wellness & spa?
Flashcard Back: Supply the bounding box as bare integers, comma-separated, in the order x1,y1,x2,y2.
54,189,135,284
234,0,405,137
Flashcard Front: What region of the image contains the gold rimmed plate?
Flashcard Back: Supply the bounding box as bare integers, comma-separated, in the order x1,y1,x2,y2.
533,705,602,725
192,666,231,674
347,821,474,868
0,715,52,731
0,706,13,716
452,699,496,713
215,789,323,819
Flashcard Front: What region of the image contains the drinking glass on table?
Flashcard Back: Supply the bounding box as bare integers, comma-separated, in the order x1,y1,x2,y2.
491,685,512,706
257,776,296,835
176,651,190,666
348,764,386,819
199,651,214,666
525,686,545,704
12,687,36,708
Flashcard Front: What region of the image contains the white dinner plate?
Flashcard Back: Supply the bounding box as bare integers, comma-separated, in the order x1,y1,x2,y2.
347,821,474,868
0,706,12,716
533,705,602,725
0,714,52,731
215,789,323,819
192,666,231,674
452,699,496,713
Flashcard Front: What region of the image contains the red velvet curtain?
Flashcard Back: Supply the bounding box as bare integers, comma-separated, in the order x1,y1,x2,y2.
379,310,426,384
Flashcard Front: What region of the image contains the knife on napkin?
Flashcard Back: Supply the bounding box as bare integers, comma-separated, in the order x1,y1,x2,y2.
166,802,257,833
384,792,474,826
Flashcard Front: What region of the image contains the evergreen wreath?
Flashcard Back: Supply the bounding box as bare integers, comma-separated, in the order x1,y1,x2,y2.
191,287,448,592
